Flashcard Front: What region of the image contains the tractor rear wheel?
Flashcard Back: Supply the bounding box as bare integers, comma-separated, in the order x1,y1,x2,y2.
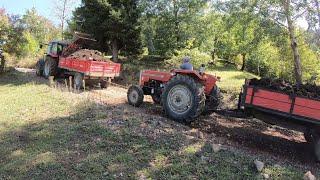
203,85,223,115
127,85,144,107
43,57,58,78
74,73,84,89
162,75,205,123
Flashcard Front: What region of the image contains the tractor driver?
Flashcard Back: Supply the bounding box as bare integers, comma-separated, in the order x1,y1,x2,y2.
180,56,193,70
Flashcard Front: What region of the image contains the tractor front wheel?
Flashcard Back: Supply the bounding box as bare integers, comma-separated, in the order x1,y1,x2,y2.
127,85,144,107
162,75,205,123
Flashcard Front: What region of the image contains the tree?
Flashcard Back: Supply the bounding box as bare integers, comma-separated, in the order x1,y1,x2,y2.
52,0,78,39
74,0,142,61
257,0,309,85
213,0,262,70
140,0,208,55
0,8,11,72
0,8,11,47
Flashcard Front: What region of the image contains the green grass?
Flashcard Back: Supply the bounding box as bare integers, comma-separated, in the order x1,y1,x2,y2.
209,64,258,94
0,70,312,179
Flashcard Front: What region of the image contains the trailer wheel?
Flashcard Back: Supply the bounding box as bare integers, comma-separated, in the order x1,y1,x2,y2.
36,59,44,76
203,85,223,115
162,75,205,123
74,73,84,89
43,57,58,78
127,85,144,107
100,81,108,89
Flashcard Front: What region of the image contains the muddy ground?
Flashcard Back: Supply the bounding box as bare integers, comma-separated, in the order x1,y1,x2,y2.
15,68,320,175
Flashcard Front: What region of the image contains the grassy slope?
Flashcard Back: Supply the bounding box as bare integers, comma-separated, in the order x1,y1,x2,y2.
0,70,307,179
209,64,258,94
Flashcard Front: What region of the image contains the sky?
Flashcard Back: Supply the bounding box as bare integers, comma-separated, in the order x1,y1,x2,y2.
1,0,309,29
0,0,81,26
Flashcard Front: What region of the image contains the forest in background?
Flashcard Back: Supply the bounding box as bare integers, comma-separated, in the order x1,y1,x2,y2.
1,0,320,84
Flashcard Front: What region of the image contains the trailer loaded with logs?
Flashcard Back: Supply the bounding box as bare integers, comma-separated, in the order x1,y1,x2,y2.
36,32,121,89
239,78,320,161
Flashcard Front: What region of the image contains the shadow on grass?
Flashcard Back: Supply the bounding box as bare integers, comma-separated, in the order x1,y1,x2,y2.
0,100,271,179
0,69,48,87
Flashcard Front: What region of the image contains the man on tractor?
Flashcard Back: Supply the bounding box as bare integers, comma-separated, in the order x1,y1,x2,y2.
180,56,193,70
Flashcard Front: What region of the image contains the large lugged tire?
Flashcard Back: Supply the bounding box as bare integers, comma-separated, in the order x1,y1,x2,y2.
162,75,205,123
127,85,144,107
43,57,58,78
203,85,223,115
36,59,45,76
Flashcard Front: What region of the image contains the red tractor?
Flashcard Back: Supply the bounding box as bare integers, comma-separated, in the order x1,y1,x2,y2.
127,68,222,122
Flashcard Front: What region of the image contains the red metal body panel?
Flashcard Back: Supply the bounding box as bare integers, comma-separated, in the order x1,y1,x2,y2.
251,89,292,113
140,70,173,85
139,69,218,95
59,57,121,78
243,85,320,123
293,97,320,120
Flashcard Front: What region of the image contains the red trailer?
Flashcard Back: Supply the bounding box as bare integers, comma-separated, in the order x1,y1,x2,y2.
239,79,320,161
36,32,121,89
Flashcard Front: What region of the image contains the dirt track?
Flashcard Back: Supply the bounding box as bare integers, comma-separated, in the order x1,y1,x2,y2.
82,82,320,173
17,68,320,174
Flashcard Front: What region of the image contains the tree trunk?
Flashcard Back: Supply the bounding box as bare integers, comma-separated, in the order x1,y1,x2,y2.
283,0,303,85
211,49,215,64
314,0,320,30
241,53,246,71
173,0,180,47
146,19,155,54
0,56,5,73
112,39,119,62
61,0,67,40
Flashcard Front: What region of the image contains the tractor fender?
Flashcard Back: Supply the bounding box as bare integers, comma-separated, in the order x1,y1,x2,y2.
173,70,218,95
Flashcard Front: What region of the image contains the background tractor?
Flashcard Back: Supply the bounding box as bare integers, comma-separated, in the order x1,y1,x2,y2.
127,68,222,123
36,32,121,89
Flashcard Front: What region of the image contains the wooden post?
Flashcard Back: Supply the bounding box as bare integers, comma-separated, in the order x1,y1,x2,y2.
69,76,73,91
49,76,54,87
83,79,86,91
64,79,68,90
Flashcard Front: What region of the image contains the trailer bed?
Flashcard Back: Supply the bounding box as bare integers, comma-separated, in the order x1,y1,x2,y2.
59,57,121,78
242,85,320,125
